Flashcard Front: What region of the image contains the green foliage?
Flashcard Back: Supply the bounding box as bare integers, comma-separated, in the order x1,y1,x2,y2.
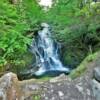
33,95,41,100
69,51,99,79
19,0,45,29
0,0,31,68
45,0,80,34
0,0,100,75
62,46,87,68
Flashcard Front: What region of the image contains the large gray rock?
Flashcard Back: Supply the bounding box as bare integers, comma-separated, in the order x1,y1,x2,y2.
41,74,95,100
91,67,100,100
0,72,19,100
0,72,96,100
0,72,42,100
92,79,100,100
94,67,100,82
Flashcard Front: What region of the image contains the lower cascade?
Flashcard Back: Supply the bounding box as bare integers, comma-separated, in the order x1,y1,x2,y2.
21,23,71,78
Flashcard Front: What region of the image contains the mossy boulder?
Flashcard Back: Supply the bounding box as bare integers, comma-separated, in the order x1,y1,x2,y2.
69,51,99,79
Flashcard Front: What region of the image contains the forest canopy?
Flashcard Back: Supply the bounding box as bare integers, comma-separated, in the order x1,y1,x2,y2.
0,0,100,73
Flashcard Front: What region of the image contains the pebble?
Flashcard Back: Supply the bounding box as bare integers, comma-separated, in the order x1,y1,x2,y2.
58,91,64,97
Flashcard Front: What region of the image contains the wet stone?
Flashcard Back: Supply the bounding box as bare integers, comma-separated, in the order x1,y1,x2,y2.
94,67,100,82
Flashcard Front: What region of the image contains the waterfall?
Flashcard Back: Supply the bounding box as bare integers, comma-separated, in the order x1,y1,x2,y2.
20,23,71,78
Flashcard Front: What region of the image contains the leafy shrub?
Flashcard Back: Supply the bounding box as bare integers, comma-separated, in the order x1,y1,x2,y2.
0,0,31,69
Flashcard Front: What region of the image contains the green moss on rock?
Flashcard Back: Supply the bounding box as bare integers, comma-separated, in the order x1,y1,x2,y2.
69,51,99,79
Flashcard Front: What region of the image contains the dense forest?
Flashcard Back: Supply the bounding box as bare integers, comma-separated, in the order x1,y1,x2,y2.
0,0,100,77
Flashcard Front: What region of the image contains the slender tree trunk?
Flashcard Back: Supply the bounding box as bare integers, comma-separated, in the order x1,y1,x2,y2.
9,0,17,4
9,0,22,4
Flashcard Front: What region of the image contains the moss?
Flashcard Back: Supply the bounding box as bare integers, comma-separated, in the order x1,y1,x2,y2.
90,2,100,15
69,51,99,79
37,76,52,82
33,95,41,100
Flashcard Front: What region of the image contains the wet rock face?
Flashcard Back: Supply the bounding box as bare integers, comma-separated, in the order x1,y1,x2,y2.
92,67,100,100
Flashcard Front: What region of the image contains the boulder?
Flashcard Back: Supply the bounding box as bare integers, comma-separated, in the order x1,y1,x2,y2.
0,72,96,100
0,72,20,100
0,72,42,100
92,79,100,100
41,74,95,100
94,67,100,82
91,67,100,100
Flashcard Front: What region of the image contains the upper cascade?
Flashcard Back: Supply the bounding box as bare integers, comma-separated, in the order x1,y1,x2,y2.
28,23,71,76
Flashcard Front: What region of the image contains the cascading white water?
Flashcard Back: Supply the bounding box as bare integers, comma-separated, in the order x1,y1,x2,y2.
28,23,70,76
20,23,70,78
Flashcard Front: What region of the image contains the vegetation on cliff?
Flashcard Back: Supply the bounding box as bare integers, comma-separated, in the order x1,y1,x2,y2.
0,0,100,76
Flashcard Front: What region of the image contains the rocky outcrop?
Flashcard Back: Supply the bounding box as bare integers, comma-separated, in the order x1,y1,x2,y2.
0,72,42,100
91,67,100,100
41,74,95,100
0,72,20,100
94,67,100,82
0,72,96,100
